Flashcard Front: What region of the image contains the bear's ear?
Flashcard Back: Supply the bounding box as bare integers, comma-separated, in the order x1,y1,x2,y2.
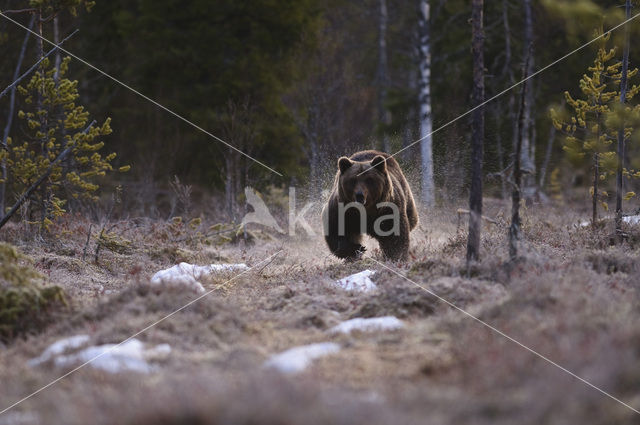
371,155,387,173
338,157,353,174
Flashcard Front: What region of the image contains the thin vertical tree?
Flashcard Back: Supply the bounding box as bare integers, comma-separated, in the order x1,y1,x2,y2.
615,0,631,239
377,0,391,153
1,15,35,214
53,15,62,80
496,0,514,200
467,0,484,262
520,0,536,181
510,50,531,260
418,0,435,207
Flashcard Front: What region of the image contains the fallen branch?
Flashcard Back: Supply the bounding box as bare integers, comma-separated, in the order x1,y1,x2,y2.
0,120,96,230
457,208,499,225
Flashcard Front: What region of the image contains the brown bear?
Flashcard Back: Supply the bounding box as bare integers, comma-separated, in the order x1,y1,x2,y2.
322,150,418,260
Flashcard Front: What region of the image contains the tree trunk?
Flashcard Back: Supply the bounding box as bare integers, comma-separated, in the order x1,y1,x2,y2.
615,0,631,239
510,52,531,260
377,0,391,152
418,0,435,207
520,0,535,180
593,152,599,226
225,150,236,222
496,123,508,199
467,0,484,262
53,15,61,81
538,121,556,188
36,9,51,228
498,0,513,201
403,68,417,163
1,15,35,215
501,0,514,83
308,102,320,197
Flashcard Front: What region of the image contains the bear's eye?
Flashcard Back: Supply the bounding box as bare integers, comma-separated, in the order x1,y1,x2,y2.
365,177,375,185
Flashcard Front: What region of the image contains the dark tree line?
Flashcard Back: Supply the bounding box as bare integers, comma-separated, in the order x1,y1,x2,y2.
1,0,639,223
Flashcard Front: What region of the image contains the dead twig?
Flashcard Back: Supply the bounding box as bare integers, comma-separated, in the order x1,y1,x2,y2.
255,249,283,275
456,208,499,228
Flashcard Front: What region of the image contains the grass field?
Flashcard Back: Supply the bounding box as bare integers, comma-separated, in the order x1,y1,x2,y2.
1,197,640,425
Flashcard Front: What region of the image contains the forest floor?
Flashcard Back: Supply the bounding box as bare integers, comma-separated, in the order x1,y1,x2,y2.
1,197,640,425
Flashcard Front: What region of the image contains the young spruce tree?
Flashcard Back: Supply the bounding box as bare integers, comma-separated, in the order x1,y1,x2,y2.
551,31,637,225
2,57,123,228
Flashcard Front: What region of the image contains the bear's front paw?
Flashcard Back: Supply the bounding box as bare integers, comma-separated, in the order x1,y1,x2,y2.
354,245,366,259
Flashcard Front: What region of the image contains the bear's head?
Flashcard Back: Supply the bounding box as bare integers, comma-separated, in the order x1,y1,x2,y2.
337,155,392,207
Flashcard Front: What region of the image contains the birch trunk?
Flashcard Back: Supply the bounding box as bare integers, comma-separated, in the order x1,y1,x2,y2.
467,0,484,262
418,0,435,207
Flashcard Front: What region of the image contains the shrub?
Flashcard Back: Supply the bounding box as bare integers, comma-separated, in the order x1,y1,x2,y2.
0,243,66,342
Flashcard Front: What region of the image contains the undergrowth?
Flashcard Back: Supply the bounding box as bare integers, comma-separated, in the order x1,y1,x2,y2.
0,243,67,342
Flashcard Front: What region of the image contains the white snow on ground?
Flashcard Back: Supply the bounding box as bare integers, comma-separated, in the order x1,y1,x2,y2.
27,334,90,367
578,215,640,227
328,316,404,334
151,262,249,293
333,270,377,292
623,215,640,225
264,342,341,374
29,337,171,374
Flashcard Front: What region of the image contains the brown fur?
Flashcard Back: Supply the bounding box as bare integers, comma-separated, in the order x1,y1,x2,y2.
322,150,419,260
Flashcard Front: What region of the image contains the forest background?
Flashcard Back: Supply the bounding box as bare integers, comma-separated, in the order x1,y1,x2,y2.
1,0,638,222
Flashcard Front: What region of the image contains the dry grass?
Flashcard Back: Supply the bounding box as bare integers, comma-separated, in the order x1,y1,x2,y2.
1,198,640,424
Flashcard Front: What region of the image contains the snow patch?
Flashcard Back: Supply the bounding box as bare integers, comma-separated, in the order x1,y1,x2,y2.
151,262,249,293
27,334,90,367
264,342,341,374
333,270,377,292
578,215,640,227
29,337,170,374
623,215,640,225
328,316,404,334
